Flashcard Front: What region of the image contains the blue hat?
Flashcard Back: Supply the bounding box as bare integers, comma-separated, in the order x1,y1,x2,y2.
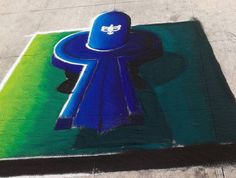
87,11,131,50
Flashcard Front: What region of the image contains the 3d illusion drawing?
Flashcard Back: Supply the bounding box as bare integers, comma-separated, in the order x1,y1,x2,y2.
52,11,162,132
0,10,236,161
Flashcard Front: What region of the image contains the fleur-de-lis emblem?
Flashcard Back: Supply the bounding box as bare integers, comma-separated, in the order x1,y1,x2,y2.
101,24,122,35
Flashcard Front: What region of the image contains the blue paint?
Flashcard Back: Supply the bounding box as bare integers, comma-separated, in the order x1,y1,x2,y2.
52,11,162,132
87,11,131,50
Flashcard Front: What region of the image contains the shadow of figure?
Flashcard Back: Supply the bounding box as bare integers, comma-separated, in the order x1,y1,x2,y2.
56,71,81,94
135,52,187,86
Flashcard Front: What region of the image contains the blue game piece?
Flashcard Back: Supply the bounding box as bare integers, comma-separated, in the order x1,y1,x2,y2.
52,11,162,132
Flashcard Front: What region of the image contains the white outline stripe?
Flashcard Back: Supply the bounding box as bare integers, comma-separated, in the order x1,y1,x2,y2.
0,34,37,92
26,27,90,37
1,142,234,161
1,142,233,161
0,151,120,161
53,32,89,118
58,65,87,118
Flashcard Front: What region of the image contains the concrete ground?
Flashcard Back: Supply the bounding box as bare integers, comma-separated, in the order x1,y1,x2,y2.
0,0,235,177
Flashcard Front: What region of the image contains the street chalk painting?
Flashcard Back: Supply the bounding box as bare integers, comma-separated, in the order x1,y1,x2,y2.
0,11,236,160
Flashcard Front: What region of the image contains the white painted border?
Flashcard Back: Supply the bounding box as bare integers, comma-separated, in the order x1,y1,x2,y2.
25,27,90,37
85,42,127,52
0,34,37,92
0,152,120,161
0,142,232,161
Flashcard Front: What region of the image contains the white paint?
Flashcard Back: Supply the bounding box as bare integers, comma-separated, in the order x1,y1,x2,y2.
0,151,120,161
0,34,37,92
101,24,122,35
25,27,90,37
53,33,89,118
85,42,127,52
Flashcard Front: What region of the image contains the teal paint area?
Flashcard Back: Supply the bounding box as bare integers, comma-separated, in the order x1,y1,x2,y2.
0,21,236,159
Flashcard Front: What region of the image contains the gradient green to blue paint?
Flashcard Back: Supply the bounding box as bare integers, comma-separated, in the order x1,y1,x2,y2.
0,21,236,159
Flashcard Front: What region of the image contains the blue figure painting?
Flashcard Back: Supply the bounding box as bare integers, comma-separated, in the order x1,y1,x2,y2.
52,11,162,132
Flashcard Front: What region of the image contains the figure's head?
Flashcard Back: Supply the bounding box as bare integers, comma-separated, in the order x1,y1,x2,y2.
86,11,131,51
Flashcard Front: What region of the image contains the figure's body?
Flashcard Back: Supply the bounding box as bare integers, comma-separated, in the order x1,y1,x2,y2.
52,11,162,132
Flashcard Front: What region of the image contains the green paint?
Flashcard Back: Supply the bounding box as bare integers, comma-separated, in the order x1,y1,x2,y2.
0,21,235,159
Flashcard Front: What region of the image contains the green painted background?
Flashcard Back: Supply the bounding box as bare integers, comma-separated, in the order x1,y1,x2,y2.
0,21,235,159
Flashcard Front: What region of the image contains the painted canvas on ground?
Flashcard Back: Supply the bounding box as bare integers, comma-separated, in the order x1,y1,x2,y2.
0,17,236,160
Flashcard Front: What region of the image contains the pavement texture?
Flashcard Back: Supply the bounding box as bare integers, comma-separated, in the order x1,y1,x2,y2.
0,0,235,177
